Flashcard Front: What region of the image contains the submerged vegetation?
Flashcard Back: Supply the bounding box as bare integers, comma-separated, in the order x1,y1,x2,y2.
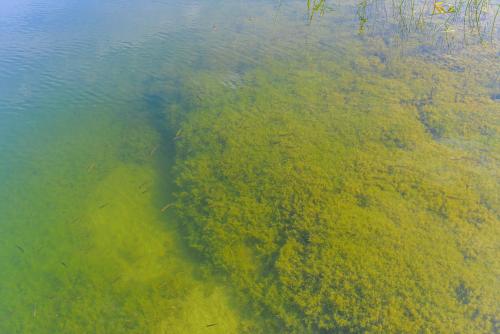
162,32,499,332
1,0,498,332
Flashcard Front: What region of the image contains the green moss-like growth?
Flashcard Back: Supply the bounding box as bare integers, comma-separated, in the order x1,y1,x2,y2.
165,45,499,333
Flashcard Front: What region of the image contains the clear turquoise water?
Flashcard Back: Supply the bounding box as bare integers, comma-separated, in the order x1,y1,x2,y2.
1,0,499,333
0,1,256,332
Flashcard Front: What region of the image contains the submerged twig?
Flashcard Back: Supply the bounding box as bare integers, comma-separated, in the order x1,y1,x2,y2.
111,276,122,285
161,203,174,212
149,145,159,156
87,163,96,173
491,4,500,42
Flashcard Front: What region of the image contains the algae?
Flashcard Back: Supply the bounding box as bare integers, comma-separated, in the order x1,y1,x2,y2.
1,0,498,332
164,35,499,333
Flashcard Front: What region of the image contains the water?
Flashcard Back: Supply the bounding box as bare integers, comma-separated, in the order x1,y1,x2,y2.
0,0,499,333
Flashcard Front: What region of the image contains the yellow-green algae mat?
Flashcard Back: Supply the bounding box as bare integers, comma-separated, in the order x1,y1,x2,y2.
165,41,500,333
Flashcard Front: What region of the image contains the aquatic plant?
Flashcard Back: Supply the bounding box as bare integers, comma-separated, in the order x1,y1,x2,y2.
306,0,499,43
307,0,329,20
164,41,499,333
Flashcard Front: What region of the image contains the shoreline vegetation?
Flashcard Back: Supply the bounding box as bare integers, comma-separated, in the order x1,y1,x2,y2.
158,2,499,332
306,0,499,43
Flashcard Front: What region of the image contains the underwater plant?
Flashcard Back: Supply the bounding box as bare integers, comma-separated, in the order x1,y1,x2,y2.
163,41,499,332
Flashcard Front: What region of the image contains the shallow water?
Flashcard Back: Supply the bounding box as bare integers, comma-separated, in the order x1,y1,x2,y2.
1,0,499,333
1,1,252,332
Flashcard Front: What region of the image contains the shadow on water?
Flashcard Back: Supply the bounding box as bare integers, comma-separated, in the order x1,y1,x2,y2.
141,85,182,243
141,80,222,273
139,78,267,332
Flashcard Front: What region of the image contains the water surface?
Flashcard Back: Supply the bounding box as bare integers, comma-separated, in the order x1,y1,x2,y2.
1,0,499,333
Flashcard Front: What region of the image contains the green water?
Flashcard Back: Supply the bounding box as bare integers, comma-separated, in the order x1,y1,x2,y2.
0,87,245,332
1,0,499,333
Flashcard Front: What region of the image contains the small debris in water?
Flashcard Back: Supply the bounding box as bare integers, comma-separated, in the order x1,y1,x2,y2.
33,304,36,318
206,323,217,327
61,262,67,268
173,135,183,141
99,203,109,209
87,163,96,173
149,145,159,156
111,276,121,285
15,244,25,253
161,203,174,212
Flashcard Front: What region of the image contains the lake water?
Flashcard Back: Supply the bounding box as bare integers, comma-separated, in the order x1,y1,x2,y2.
0,0,499,333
